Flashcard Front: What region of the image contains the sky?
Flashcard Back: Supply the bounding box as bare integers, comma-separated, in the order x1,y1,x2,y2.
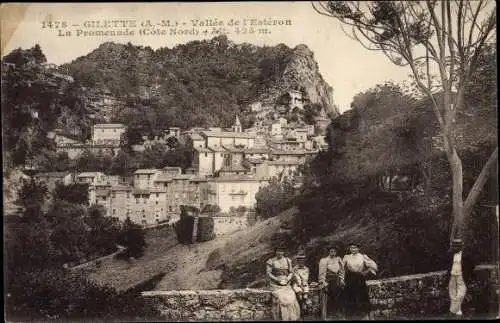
1,2,414,113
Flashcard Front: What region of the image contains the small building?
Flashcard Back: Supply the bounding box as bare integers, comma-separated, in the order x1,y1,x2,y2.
204,175,268,213
34,171,75,192
133,169,160,190
92,123,126,145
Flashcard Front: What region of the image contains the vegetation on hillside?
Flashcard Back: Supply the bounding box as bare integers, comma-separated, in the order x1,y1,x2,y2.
1,45,91,169
4,179,152,321
64,36,336,132
250,45,497,280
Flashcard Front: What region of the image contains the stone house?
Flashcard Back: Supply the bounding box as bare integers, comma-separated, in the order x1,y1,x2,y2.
91,123,126,145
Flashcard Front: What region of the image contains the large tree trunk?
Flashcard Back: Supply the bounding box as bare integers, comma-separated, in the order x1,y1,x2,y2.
449,150,464,243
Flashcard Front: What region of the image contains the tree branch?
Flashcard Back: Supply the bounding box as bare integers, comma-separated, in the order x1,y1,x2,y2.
463,147,499,217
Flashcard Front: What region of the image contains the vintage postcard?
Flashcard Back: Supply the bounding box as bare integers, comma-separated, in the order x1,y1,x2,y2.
2,2,498,322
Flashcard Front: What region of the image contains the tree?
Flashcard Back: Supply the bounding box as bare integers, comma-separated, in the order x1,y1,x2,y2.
18,178,48,210
85,205,121,257
165,136,180,150
117,218,147,258
53,182,89,205
312,1,497,246
255,177,297,219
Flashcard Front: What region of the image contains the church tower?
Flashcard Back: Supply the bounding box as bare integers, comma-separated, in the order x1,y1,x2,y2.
232,115,242,133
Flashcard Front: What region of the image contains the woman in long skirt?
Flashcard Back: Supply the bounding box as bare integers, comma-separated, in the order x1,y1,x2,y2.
266,246,301,321
342,244,377,320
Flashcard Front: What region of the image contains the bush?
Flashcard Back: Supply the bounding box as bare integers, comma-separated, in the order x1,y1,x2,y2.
197,216,215,242
117,218,147,259
175,214,195,244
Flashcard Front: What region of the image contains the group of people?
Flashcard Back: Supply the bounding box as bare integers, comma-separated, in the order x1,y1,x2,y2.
266,244,378,321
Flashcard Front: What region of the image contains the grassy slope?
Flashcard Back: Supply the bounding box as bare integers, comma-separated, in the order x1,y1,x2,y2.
86,225,179,291
85,207,395,291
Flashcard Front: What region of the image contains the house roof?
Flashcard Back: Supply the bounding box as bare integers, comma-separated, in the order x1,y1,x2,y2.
77,172,104,178
211,174,266,182
93,123,126,129
201,130,255,139
247,157,266,164
218,163,248,173
268,160,302,166
111,185,132,192
132,189,150,195
173,174,194,180
35,171,71,178
194,147,212,153
95,189,110,197
154,174,173,182
189,133,205,141
208,146,228,153
134,169,159,174
150,188,167,193
271,149,308,155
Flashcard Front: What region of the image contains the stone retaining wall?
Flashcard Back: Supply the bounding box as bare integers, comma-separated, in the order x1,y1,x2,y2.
142,265,497,321
213,216,248,236
142,289,272,321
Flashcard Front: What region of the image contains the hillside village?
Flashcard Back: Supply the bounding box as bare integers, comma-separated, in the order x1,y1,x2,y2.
24,88,331,228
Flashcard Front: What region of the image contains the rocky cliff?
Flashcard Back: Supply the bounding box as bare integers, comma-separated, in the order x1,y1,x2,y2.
63,36,338,129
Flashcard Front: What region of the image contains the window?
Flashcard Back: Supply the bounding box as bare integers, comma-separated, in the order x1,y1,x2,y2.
136,198,139,204
156,201,158,205
126,193,130,198
205,153,208,157
112,192,116,198
113,209,116,215
169,206,173,212
113,129,116,132
102,196,107,201
221,153,223,157
164,183,168,187
102,129,104,132
156,193,159,197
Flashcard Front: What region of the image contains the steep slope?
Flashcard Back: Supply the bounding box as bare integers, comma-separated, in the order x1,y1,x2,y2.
63,36,339,129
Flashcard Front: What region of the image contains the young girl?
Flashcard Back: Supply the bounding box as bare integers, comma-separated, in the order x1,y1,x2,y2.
292,251,311,310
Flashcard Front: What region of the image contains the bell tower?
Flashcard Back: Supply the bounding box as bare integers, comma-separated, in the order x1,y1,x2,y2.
232,115,242,133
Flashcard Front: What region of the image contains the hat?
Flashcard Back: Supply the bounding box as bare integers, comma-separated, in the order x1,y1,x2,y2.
295,250,306,259
450,239,463,247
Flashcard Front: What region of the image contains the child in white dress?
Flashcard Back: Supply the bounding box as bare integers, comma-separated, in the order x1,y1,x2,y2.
292,252,311,310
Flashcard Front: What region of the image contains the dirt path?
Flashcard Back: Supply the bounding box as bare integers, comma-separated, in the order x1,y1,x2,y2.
154,233,236,290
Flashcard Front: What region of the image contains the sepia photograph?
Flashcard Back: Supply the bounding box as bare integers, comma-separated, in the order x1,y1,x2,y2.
2,1,498,321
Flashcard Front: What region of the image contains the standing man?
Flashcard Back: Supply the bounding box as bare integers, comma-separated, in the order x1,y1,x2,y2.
318,247,345,320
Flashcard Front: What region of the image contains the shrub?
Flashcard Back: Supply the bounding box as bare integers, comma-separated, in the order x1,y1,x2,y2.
197,216,215,242
175,214,195,244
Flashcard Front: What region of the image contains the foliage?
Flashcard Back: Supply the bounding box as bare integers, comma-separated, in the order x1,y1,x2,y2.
117,218,147,259
312,0,497,243
64,35,334,130
85,205,122,257
201,204,221,214
255,177,298,219
18,177,48,209
4,191,152,321
53,182,89,205
197,217,216,242
174,214,195,245
2,45,90,168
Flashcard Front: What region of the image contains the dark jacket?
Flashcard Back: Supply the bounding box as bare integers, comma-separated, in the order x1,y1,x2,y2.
445,251,476,286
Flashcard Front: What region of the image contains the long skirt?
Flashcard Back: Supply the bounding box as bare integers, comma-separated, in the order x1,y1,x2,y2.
344,271,370,319
449,274,467,315
320,272,343,319
270,283,301,321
